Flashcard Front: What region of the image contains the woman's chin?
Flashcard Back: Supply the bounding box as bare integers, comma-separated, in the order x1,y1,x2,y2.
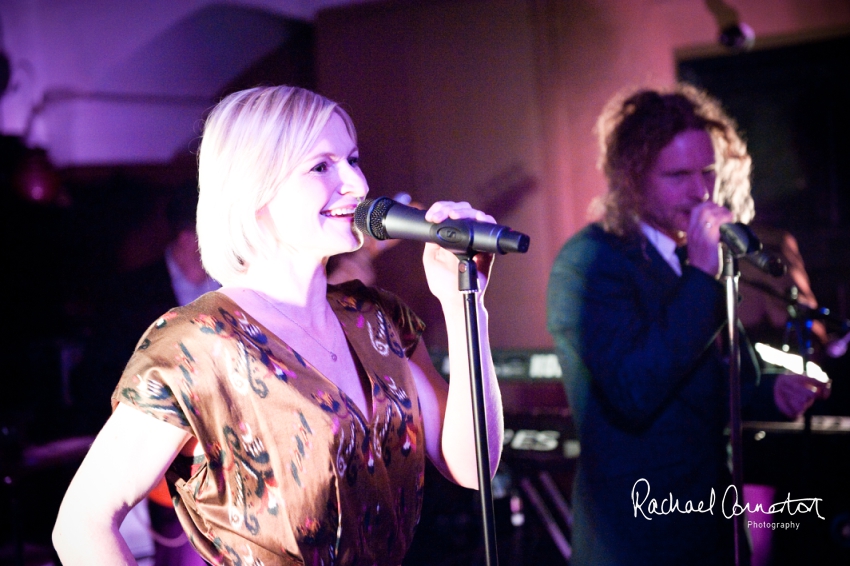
330,236,364,257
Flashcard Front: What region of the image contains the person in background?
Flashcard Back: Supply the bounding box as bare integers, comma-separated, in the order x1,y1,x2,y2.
546,83,828,566
70,181,218,565
53,84,503,565
737,225,827,352
70,182,220,436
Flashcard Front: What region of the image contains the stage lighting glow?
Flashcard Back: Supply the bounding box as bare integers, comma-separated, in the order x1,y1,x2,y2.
754,343,829,383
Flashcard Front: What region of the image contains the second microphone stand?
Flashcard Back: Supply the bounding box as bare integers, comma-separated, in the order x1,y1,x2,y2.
721,247,746,566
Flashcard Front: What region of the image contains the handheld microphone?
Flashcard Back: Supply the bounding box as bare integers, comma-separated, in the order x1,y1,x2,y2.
719,222,786,278
354,197,530,255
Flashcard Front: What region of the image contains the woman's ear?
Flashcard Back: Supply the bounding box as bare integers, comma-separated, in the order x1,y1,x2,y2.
253,203,279,258
255,203,272,235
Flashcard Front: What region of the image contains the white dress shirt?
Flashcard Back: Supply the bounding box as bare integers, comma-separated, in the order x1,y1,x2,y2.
640,222,683,276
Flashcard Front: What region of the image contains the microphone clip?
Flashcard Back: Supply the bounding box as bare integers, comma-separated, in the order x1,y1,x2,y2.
719,223,786,278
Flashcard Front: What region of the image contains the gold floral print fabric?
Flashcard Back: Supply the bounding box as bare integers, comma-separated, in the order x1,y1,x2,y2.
111,281,427,566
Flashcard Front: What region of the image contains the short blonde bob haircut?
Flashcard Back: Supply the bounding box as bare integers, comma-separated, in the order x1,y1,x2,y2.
196,85,357,285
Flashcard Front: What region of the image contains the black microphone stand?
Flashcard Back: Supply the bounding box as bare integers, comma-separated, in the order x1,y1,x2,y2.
783,286,819,499
740,280,847,491
454,253,499,566
721,246,746,566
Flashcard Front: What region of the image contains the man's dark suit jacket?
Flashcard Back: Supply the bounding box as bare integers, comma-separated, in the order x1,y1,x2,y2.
547,223,775,566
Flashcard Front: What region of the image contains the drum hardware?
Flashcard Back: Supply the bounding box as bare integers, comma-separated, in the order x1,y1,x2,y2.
518,474,572,562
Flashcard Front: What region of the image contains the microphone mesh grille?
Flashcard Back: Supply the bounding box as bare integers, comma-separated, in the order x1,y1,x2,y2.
353,197,392,240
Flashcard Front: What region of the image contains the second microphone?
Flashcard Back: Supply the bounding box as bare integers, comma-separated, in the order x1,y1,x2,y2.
354,197,530,255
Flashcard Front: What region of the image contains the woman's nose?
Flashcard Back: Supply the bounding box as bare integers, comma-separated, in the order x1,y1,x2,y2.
339,163,369,198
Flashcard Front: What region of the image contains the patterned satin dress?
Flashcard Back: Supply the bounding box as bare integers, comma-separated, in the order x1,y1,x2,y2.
111,280,428,565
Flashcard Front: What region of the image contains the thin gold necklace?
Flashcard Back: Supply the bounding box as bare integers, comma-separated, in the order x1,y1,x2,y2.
249,290,339,362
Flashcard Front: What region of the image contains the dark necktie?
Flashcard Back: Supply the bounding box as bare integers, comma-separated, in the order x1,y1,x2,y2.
675,245,688,270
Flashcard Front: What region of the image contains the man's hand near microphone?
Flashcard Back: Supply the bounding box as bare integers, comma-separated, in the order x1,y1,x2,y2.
684,201,830,420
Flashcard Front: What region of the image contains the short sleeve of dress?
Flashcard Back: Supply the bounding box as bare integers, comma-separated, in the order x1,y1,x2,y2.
331,280,426,358
109,309,197,432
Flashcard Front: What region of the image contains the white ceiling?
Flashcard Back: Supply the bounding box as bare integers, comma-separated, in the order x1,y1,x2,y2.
0,0,379,166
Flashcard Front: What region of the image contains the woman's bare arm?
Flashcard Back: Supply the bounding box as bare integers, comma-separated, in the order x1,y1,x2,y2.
53,403,193,565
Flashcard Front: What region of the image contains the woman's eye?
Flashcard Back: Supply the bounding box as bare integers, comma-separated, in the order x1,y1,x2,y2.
348,156,360,167
312,162,328,173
